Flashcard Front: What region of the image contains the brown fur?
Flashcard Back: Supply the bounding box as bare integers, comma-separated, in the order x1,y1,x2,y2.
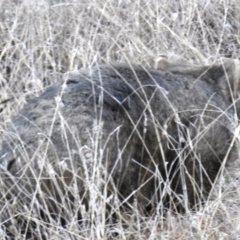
0,61,239,220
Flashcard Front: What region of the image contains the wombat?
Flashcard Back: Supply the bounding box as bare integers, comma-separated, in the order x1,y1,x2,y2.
0,60,239,220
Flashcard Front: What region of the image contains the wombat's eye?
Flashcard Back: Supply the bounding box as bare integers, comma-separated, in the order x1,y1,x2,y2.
66,79,79,85
7,158,16,171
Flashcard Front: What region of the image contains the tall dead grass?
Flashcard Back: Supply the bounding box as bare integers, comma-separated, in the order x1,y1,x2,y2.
1,0,240,239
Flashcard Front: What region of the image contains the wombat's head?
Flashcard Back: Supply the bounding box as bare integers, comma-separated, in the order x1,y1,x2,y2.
199,58,240,118
213,59,240,102
156,57,240,117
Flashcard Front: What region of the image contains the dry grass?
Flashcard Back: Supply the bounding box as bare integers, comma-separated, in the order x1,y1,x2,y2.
1,0,240,239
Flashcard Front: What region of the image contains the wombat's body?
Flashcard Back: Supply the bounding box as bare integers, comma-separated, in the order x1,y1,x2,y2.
0,61,238,216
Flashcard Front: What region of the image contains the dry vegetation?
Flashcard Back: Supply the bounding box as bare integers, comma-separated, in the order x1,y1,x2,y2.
1,0,240,239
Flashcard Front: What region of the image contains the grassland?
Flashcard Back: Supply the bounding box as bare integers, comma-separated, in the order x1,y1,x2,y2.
1,0,240,239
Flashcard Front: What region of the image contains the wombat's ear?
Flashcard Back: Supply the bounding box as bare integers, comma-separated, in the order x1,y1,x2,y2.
155,57,170,70
154,56,192,72
212,59,240,101
154,56,184,70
